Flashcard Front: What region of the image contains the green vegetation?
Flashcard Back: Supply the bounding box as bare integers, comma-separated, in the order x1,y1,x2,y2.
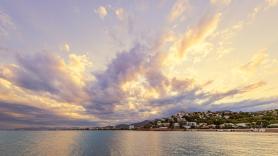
143,109,278,129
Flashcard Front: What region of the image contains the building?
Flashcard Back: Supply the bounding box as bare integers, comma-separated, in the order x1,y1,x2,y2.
198,123,209,129
268,124,278,128
156,121,162,126
220,123,236,129
162,123,170,127
208,124,216,129
173,123,180,128
236,123,249,128
223,115,230,119
129,125,135,130
183,122,197,128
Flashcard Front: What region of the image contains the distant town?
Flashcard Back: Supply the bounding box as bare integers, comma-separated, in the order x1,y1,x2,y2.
96,109,278,132
12,109,278,132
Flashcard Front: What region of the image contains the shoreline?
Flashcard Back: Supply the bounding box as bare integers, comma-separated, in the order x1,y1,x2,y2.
2,128,278,133
134,128,278,133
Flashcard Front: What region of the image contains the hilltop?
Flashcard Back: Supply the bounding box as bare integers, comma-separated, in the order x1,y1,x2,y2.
99,109,278,130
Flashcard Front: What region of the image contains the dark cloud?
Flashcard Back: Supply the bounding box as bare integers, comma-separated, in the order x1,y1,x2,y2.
150,88,206,106
0,52,89,103
149,81,271,116
87,45,147,114
145,69,169,96
202,81,266,106
211,97,278,112
0,101,98,128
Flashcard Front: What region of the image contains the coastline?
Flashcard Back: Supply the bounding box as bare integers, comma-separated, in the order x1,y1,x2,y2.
134,128,278,133
4,128,278,133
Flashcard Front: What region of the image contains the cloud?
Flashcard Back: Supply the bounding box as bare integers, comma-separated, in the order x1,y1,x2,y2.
115,8,125,21
0,52,99,128
240,49,268,73
202,0,278,61
266,0,278,7
104,7,136,50
95,6,108,18
176,13,221,58
202,81,266,106
0,46,18,60
86,45,147,115
18,15,274,125
61,43,70,52
0,52,92,104
212,97,278,112
168,0,189,22
210,0,232,6
82,36,270,122
149,80,268,116
207,0,277,60
1,44,268,126
0,42,275,128
0,10,15,39
0,101,98,128
249,0,278,20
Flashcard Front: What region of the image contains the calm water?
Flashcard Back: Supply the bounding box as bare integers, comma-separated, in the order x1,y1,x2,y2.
0,131,277,156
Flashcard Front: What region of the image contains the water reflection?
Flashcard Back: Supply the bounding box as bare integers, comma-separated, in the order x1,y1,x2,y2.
0,131,278,156
109,131,162,155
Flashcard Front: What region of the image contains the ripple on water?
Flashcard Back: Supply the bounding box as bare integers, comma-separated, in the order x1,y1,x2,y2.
0,131,277,156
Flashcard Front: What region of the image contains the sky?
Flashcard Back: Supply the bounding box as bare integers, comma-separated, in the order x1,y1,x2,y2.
0,0,278,128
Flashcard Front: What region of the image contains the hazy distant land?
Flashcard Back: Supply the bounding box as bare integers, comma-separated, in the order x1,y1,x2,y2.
8,109,278,133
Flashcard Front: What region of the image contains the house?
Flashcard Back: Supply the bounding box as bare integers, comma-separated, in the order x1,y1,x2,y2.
129,125,135,130
268,123,278,128
219,124,225,129
183,122,197,128
198,123,209,129
223,115,230,119
156,121,162,126
162,123,170,127
173,123,180,128
220,123,236,129
198,123,207,127
208,124,216,129
236,123,249,128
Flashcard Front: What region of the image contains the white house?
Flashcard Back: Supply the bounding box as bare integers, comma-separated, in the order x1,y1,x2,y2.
236,123,249,128
156,121,162,126
183,122,197,128
268,123,278,128
129,125,135,129
173,123,180,128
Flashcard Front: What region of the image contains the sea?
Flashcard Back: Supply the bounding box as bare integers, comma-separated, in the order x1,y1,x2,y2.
0,131,277,156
